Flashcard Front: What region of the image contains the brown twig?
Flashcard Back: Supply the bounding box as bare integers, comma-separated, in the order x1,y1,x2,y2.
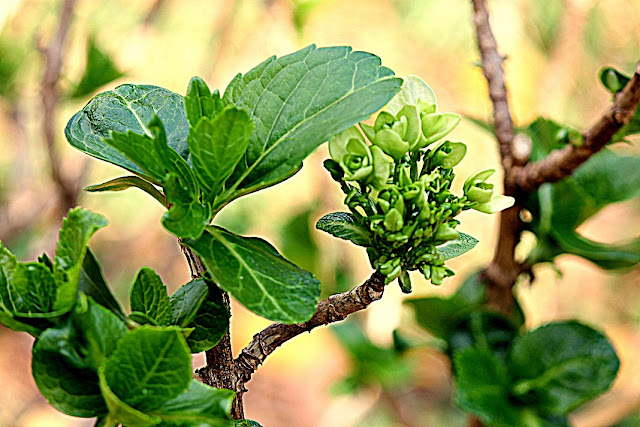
511,60,640,193
38,0,81,217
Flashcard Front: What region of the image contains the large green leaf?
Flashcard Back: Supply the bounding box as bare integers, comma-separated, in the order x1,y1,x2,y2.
102,326,192,411
315,212,372,247
32,318,107,417
146,380,234,426
182,281,229,353
65,84,189,178
217,45,402,208
184,226,321,323
188,106,254,205
70,36,124,99
54,207,109,310
78,248,126,318
508,321,620,415
130,267,172,326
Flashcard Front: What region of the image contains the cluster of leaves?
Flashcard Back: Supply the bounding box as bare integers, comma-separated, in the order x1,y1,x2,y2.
406,274,620,426
317,76,514,290
65,44,403,324
0,208,236,426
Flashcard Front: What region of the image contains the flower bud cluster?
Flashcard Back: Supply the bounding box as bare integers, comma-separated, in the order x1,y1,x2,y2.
324,77,514,291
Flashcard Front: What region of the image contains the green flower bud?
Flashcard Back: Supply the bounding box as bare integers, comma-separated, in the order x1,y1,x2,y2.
384,208,404,232
369,145,391,189
374,111,397,132
323,159,344,181
360,122,376,141
402,183,422,200
473,195,515,214
329,126,374,182
398,270,412,293
464,169,495,203
430,265,446,285
396,105,421,149
420,112,461,148
416,100,436,116
440,142,467,169
434,224,459,242
384,265,402,284
373,128,410,161
398,166,412,187
378,187,405,215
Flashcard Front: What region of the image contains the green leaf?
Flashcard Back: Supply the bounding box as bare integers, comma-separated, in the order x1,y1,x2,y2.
184,226,321,323
85,176,166,206
10,262,57,316
385,74,437,115
217,45,401,207
98,365,160,427
130,267,172,326
448,312,518,361
406,296,470,340
234,420,262,427
146,380,234,426
129,311,160,326
78,248,126,318
65,84,189,177
315,212,372,247
188,106,253,204
436,232,479,260
70,36,125,99
599,67,630,95
184,76,223,126
54,207,109,310
454,348,529,427
170,279,209,328
509,321,620,415
161,173,210,240
32,319,107,417
181,280,229,353
103,326,192,411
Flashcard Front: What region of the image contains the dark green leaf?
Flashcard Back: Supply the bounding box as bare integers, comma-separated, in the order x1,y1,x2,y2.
184,226,321,323
188,106,253,205
184,76,223,126
10,262,57,315
437,232,479,261
316,212,371,247
170,279,209,328
147,380,234,426
452,272,486,306
234,420,262,427
78,248,126,318
98,365,160,427
217,45,401,207
54,207,109,310
183,281,229,353
130,267,172,326
70,36,125,99
161,172,210,239
405,296,470,340
448,312,518,361
32,319,107,417
65,84,189,177
599,67,630,95
85,176,166,206
509,321,620,415
129,311,160,326
454,348,529,427
103,326,192,411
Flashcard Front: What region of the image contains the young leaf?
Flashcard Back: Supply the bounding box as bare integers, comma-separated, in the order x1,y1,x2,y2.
170,279,209,328
184,76,223,126
69,36,125,99
65,84,189,176
188,106,254,204
182,281,230,353
130,267,172,326
10,262,57,315
235,420,263,427
32,320,107,417
85,176,166,206
102,326,192,411
161,172,211,239
144,380,234,426
436,232,479,261
217,45,402,208
78,248,126,318
385,74,437,115
454,348,530,427
315,212,372,247
509,321,620,415
54,207,109,310
183,226,321,323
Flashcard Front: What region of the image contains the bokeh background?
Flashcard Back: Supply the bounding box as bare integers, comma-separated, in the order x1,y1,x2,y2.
0,0,639,426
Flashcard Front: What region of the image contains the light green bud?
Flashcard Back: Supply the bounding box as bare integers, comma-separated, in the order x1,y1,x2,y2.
396,105,421,149
398,166,412,187
398,270,412,293
374,111,397,132
434,224,459,242
420,113,461,148
464,169,495,203
369,145,391,189
329,126,374,182
384,208,404,232
373,128,410,161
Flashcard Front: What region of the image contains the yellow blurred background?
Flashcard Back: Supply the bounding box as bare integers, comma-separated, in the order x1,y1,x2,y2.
0,0,639,426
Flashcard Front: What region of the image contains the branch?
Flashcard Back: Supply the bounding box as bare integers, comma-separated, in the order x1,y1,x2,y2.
471,0,518,174
234,271,386,385
511,60,640,193
38,0,82,216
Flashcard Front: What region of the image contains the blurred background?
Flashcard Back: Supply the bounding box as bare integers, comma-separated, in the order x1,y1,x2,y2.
0,0,639,426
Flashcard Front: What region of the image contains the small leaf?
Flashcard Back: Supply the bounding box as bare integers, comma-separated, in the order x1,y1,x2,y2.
103,326,192,411
170,279,209,328
78,248,126,318
316,212,372,247
130,267,172,326
69,36,125,99
184,226,321,323
184,76,223,126
161,173,210,239
385,74,437,115
10,262,57,316
509,321,620,415
436,232,479,260
473,195,515,214
182,280,230,353
599,67,630,95
65,84,189,177
235,420,263,427
54,207,109,310
188,106,254,204
454,348,529,427
85,176,166,206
